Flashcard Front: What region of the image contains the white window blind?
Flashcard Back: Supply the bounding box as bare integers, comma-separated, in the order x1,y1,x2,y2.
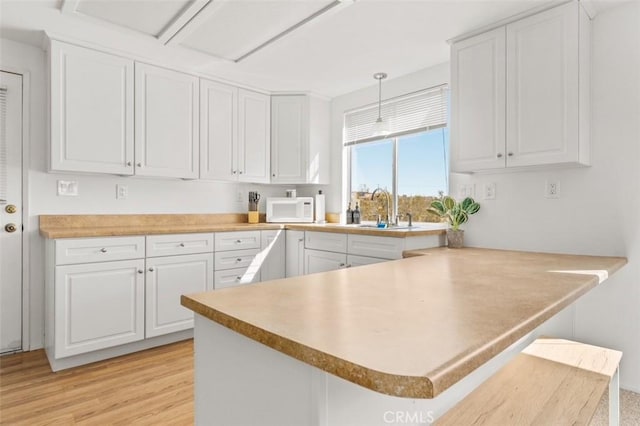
0,87,7,203
344,84,448,146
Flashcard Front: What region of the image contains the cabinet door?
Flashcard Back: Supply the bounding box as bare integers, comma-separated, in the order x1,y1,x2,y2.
304,249,346,275
450,27,506,172
50,41,134,174
347,254,386,268
135,63,199,178
238,89,270,183
145,253,213,338
54,259,144,358
271,95,307,184
261,230,285,282
200,79,237,180
286,230,305,278
506,2,579,167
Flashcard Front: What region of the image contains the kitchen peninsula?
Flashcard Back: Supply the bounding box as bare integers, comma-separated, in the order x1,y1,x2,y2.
182,247,626,425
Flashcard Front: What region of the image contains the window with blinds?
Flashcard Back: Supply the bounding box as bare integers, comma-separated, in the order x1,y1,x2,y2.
0,87,7,203
344,84,448,146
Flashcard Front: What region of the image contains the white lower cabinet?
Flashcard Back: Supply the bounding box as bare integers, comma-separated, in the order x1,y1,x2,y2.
145,253,213,338
54,259,145,358
214,230,268,289
286,230,305,278
305,249,347,274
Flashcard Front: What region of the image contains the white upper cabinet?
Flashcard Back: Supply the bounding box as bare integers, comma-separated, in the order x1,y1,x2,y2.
135,63,199,178
201,85,270,183
505,2,588,167
238,89,271,183
200,79,237,180
49,41,135,174
271,95,330,184
450,28,506,172
450,2,590,173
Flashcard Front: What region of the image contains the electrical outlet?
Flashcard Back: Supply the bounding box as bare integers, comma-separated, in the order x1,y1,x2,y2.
116,184,128,200
545,180,560,199
483,182,496,200
57,180,78,196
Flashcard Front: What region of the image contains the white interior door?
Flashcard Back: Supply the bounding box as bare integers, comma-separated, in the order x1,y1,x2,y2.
0,71,23,354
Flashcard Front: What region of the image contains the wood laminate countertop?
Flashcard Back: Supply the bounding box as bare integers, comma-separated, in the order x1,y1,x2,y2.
38,214,446,239
181,247,627,399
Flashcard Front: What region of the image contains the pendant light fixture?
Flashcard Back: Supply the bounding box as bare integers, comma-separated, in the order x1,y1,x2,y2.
372,72,390,136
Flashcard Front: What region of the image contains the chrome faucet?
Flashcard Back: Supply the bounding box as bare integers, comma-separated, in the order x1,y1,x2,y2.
371,187,393,226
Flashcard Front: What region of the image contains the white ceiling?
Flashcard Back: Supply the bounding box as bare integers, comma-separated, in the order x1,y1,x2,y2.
0,0,628,98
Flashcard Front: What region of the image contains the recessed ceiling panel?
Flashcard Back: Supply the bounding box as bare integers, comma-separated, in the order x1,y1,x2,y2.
180,0,335,61
76,0,193,37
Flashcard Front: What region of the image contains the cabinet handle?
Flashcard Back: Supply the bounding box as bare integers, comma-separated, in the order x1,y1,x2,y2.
232,170,237,175
298,238,304,242
508,152,514,157
496,153,503,158
137,162,142,167
127,161,132,166
236,258,242,262
138,269,144,274
100,248,107,253
148,267,154,272
239,171,243,175
179,243,185,247
235,239,242,243
339,263,346,267
346,264,352,268
272,174,276,177
236,276,241,282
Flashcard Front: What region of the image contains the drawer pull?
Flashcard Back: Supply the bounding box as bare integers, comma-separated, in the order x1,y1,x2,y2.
235,239,242,244
179,243,185,247
100,248,108,253
138,269,144,274
236,258,242,262
148,267,155,272
346,264,352,268
235,276,241,281
339,263,346,267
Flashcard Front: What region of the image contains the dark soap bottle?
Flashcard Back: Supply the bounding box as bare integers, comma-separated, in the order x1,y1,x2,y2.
346,203,353,224
353,203,361,224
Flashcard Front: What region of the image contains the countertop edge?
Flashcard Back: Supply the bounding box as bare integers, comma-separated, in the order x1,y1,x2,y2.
181,295,435,399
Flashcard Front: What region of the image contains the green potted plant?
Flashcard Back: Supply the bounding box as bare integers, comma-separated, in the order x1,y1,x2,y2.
428,193,480,248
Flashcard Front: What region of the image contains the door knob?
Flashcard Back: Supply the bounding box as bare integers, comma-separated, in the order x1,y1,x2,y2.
496,153,503,158
148,267,155,272
4,223,17,233
5,204,17,214
100,248,108,253
138,269,144,274
127,161,132,166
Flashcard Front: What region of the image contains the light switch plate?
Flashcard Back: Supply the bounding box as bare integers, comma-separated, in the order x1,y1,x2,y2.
57,180,78,196
458,184,475,199
483,183,496,200
116,184,128,200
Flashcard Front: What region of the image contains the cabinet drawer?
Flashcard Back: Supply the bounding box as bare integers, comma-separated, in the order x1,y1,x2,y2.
215,231,261,251
347,235,404,260
55,236,145,265
215,248,259,271
305,231,347,253
214,266,260,289
146,233,213,257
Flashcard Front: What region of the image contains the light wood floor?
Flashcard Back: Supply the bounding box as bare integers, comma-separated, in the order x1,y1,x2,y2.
0,340,194,425
2,340,639,425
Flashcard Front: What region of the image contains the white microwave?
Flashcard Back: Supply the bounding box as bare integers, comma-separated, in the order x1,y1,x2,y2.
266,197,314,223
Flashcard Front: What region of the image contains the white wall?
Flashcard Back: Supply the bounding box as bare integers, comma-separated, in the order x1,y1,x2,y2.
320,2,640,391
0,38,289,350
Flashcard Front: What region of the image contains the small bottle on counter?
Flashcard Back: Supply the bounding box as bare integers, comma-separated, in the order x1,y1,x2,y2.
346,203,353,224
353,203,361,224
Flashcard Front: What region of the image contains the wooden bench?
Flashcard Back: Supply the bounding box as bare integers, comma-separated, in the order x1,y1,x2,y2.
437,338,622,425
